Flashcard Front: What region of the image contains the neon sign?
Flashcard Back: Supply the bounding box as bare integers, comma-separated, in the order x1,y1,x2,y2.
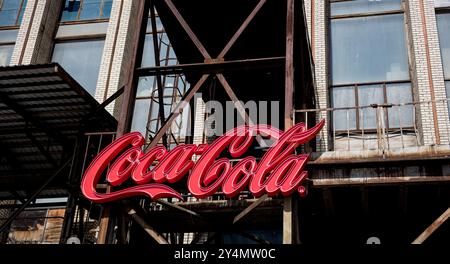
81,120,324,203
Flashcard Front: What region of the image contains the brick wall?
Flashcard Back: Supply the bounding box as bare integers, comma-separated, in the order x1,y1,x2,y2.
10,0,62,66
305,0,329,151
408,0,450,145
95,0,140,116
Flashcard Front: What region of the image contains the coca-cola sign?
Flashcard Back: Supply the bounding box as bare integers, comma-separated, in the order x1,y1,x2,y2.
81,120,324,203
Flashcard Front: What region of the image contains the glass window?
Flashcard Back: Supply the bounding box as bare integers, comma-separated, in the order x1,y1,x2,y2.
0,44,13,66
437,12,450,114
332,83,413,130
61,0,112,22
52,39,105,96
330,1,412,132
132,10,189,145
332,87,356,130
142,35,156,67
131,99,151,136
446,82,450,114
358,84,384,129
435,0,450,8
0,0,27,27
437,12,450,80
331,0,402,16
386,83,414,128
331,14,409,85
136,76,156,97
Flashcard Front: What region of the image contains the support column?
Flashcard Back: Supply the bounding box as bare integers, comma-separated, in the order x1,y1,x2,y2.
283,0,295,245
311,0,329,151
10,0,63,66
408,0,450,145
96,0,148,244
95,0,140,116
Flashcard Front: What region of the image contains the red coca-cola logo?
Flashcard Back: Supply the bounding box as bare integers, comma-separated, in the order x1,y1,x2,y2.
81,120,324,203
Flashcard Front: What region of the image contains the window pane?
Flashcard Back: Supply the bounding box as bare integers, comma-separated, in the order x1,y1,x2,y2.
437,13,450,80
136,76,156,97
79,0,101,20
131,99,151,136
146,15,163,32
435,0,450,8
331,14,409,85
386,83,413,128
358,85,384,130
0,29,18,43
446,81,450,115
141,35,156,67
0,0,24,26
331,0,402,16
61,0,81,21
61,0,110,21
52,40,105,96
17,0,27,25
0,44,13,66
332,86,356,130
101,0,113,19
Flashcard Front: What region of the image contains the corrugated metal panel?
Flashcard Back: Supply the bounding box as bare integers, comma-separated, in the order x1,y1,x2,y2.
0,63,117,196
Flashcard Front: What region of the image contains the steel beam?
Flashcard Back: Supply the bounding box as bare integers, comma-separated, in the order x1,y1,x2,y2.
146,74,209,150
136,57,285,76
126,208,169,244
283,0,295,245
150,1,168,147
233,194,268,224
218,0,267,58
164,0,211,59
412,207,450,244
98,0,149,244
157,199,202,219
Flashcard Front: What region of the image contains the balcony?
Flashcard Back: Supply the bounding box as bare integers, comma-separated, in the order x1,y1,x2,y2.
295,98,450,162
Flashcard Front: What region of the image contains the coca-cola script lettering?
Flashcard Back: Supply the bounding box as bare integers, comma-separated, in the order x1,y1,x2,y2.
81,120,324,203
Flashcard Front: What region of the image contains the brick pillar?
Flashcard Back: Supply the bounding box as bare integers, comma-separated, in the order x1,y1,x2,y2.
407,0,450,145
95,0,141,116
303,0,312,41
311,0,329,151
10,0,62,65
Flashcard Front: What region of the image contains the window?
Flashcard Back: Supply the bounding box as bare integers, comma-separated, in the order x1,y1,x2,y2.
131,10,189,145
0,43,13,66
0,29,17,66
436,11,450,114
52,39,105,96
0,0,27,27
435,0,450,8
330,0,413,131
61,0,112,22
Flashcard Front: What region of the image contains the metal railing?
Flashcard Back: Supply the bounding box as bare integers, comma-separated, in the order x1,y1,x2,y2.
294,98,450,152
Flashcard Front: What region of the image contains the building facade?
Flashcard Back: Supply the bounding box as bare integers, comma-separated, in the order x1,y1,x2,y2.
0,0,449,244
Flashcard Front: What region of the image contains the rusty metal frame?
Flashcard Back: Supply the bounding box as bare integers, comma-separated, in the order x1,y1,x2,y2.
143,0,268,150
150,0,168,147
412,207,450,244
283,0,296,244
130,0,283,244
108,0,306,244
